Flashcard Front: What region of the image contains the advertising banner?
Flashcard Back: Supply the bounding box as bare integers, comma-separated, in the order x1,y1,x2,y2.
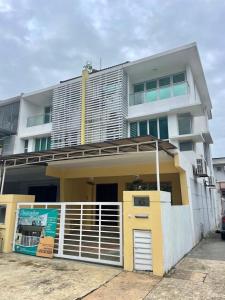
14,208,58,258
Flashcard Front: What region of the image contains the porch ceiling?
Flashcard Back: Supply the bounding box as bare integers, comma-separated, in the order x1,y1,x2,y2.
47,151,173,169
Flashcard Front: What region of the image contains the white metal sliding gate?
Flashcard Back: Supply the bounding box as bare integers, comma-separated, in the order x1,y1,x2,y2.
14,202,123,266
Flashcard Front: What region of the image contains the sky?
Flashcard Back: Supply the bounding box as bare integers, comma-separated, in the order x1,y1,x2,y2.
0,0,224,157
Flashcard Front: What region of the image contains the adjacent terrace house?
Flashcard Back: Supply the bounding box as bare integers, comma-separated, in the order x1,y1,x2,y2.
0,43,220,276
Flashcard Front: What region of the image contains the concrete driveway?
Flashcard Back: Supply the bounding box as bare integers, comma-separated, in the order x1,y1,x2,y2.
0,253,121,300
1,234,225,300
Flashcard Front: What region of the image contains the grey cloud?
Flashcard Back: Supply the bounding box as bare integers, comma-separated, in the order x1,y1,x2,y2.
0,0,225,156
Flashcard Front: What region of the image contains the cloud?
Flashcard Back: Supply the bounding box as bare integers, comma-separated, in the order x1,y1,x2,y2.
0,0,224,156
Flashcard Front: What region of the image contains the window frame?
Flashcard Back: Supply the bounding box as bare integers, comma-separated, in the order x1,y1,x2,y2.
177,113,193,135
131,71,187,106
179,140,194,152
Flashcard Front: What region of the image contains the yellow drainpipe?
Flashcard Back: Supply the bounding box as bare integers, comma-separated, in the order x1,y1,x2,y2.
81,69,89,145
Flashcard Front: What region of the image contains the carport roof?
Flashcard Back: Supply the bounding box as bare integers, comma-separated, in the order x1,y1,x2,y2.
0,136,176,168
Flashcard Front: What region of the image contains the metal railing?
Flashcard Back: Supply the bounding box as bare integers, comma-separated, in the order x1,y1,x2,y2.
27,113,52,127
129,82,189,106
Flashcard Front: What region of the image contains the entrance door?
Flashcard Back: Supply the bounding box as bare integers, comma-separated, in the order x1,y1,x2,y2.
96,183,118,225
96,183,118,202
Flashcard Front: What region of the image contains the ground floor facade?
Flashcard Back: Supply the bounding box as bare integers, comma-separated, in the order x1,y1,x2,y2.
0,138,219,276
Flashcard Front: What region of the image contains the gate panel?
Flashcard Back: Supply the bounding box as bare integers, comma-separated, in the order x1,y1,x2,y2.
14,202,122,266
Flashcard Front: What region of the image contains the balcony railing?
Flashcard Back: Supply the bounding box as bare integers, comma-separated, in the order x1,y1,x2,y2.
129,82,189,106
27,113,52,127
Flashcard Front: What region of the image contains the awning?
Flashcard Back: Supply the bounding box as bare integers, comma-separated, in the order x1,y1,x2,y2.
0,136,176,168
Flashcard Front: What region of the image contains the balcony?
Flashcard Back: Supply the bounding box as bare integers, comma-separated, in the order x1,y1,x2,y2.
27,113,52,127
129,82,189,106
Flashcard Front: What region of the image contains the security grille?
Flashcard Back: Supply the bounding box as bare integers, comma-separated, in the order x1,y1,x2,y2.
14,202,123,266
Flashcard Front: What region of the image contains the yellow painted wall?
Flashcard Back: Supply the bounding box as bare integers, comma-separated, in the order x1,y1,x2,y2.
59,174,182,205
123,191,165,276
47,161,177,179
0,195,35,253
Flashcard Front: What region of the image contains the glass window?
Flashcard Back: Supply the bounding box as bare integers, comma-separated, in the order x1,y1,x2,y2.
149,119,158,138
159,86,171,99
159,117,169,139
47,137,51,150
178,113,192,135
159,76,170,87
146,80,157,90
179,141,194,151
134,83,144,93
35,138,40,152
145,90,157,102
40,137,47,151
134,92,144,105
173,73,185,84
35,137,51,151
130,122,138,137
24,139,29,153
217,167,222,171
44,106,52,123
139,120,148,136
0,205,6,224
173,83,187,96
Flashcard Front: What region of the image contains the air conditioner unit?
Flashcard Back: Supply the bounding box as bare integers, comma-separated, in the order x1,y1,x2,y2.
205,176,216,188
194,159,208,177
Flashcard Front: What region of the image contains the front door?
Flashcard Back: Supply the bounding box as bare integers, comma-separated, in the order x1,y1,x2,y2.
96,183,118,225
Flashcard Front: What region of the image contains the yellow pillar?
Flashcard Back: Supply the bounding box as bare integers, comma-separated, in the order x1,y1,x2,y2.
81,68,89,145
123,191,164,276
0,194,35,253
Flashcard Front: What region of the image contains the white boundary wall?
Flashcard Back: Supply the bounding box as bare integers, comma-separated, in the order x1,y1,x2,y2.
160,193,194,273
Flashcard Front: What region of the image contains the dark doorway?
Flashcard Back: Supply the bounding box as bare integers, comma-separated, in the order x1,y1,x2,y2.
96,183,118,202
96,183,118,226
28,185,57,202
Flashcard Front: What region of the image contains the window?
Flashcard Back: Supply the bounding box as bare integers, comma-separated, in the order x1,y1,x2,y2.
149,119,158,138
44,106,52,124
217,167,222,172
129,117,168,139
178,113,192,135
0,205,6,224
130,122,138,137
131,71,187,106
35,137,51,152
146,80,157,102
179,141,194,151
159,117,169,139
24,139,29,153
173,72,187,96
139,120,148,136
134,83,144,93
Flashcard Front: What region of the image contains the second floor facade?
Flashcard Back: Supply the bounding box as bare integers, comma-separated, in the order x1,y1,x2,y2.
0,43,213,171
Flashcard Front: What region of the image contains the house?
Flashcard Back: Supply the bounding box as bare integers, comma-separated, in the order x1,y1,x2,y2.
213,157,225,214
0,42,220,275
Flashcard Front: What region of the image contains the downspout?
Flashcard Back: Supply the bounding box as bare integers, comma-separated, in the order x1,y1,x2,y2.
81,68,89,145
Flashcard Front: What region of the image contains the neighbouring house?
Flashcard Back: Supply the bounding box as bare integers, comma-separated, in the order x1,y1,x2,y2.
0,42,220,275
213,157,225,214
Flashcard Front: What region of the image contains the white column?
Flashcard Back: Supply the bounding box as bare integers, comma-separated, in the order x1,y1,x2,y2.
155,141,160,191
0,166,6,194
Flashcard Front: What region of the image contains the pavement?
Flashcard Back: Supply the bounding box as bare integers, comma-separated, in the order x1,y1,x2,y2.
0,233,225,299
